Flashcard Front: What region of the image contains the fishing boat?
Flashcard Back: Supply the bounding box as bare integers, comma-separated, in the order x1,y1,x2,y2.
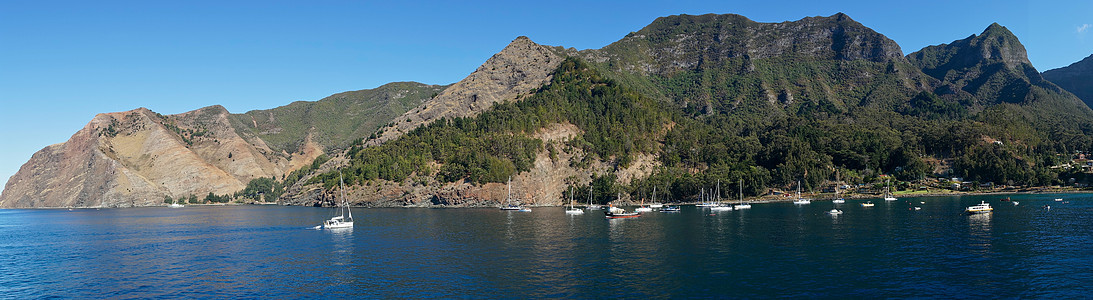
318,173,354,229
965,201,993,214
500,177,527,211
565,187,583,215
792,181,811,205
604,206,641,219
735,178,751,210
861,201,875,207
883,179,897,201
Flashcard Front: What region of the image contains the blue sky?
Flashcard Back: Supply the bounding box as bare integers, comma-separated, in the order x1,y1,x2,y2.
1,0,1091,189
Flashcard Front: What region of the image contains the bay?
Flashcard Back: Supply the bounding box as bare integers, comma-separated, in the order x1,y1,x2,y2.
1,194,1090,298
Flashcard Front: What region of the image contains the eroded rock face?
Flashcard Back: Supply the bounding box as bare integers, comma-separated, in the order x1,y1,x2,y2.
369,36,564,146
0,106,318,208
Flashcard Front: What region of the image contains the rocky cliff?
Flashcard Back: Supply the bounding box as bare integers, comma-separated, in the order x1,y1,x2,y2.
1043,54,1093,108
367,36,565,146
0,106,310,208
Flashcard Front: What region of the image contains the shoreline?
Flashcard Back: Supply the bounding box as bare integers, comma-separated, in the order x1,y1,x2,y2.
7,189,1091,210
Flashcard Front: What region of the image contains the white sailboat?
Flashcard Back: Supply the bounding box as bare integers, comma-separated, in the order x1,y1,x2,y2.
636,186,655,212
319,173,354,229
500,176,528,211
883,179,897,201
565,187,584,214
711,180,733,211
793,181,811,205
586,188,601,210
735,178,751,209
832,172,845,204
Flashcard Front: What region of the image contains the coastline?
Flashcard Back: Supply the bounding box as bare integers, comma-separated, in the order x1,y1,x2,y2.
6,188,1090,209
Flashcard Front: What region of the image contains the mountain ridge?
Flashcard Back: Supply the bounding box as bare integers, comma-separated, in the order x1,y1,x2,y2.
7,13,1093,208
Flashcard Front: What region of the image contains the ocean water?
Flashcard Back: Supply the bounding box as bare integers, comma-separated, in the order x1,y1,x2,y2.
0,194,1090,298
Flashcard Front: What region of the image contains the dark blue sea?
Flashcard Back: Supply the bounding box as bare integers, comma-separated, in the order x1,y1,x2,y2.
1,194,1090,298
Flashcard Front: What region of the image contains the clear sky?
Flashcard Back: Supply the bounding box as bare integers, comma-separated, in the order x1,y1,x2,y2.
1,0,1091,190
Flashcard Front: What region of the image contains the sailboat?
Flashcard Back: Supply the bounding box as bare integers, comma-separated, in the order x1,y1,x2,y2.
586,188,602,210
319,173,354,229
636,187,655,212
832,172,845,204
883,179,897,201
735,178,751,209
565,187,584,214
793,181,811,205
711,180,733,211
500,176,527,211
604,192,642,218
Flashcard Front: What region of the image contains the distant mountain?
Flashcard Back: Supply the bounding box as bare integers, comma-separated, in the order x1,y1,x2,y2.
0,82,443,208
231,81,446,153
1043,54,1093,108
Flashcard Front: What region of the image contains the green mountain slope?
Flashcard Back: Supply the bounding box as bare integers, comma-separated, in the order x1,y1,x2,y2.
1043,54,1093,109
230,82,446,153
293,14,1093,206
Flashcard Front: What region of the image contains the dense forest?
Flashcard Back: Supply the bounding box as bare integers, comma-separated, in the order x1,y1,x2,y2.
298,56,1084,204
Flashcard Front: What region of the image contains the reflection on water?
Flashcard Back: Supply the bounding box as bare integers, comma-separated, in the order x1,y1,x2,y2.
0,195,1090,298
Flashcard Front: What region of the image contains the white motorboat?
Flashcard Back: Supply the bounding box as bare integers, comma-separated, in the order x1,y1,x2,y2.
965,201,993,214
861,201,875,207
168,203,184,208
827,208,843,215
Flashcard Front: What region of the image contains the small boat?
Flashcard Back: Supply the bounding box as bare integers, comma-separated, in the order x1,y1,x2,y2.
711,205,733,211
792,181,811,205
604,206,641,219
1012,201,1019,206
661,206,681,212
500,177,528,211
883,179,897,201
318,173,354,230
168,203,185,208
735,178,752,209
832,175,845,204
585,189,601,210
1043,205,1051,210
518,207,532,212
1054,198,1063,202
565,188,584,215
861,201,875,207
964,201,993,214
911,207,921,211
827,208,843,215
635,206,654,212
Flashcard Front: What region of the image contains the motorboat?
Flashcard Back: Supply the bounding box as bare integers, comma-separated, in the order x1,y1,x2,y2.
604,206,641,219
965,201,993,214
827,208,843,215
711,204,733,211
861,201,875,207
832,198,845,204
660,206,681,212
168,203,185,208
635,206,654,212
